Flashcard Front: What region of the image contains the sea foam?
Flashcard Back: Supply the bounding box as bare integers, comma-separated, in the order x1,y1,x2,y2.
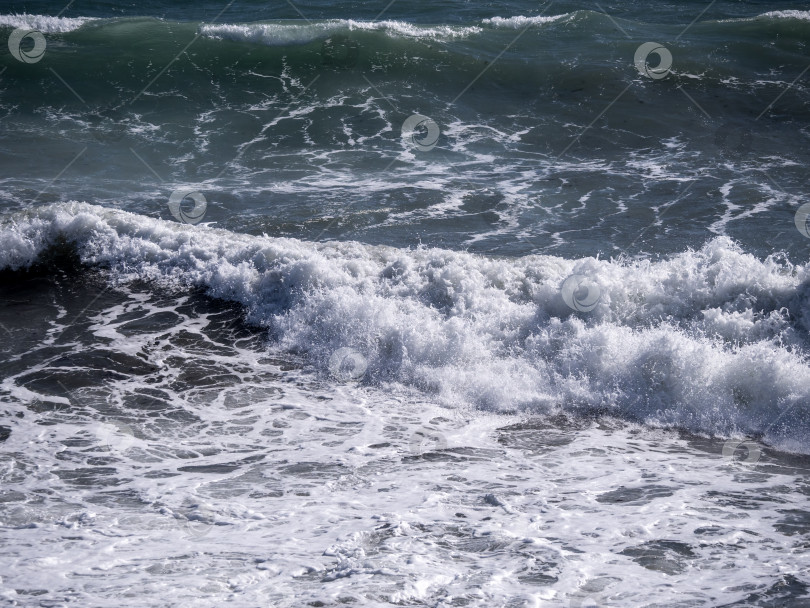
2,202,810,452
482,15,570,28
0,13,95,33
758,10,810,21
200,20,482,46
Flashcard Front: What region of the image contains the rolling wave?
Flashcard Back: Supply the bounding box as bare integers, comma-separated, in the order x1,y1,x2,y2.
3,202,810,452
482,14,570,28
3,9,809,43
0,13,96,33
746,10,810,22
3,9,806,113
200,20,485,45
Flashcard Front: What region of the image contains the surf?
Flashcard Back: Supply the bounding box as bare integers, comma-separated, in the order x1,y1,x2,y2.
2,201,809,453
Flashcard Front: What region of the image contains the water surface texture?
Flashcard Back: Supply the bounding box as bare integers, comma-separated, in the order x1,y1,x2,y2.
1,1,809,606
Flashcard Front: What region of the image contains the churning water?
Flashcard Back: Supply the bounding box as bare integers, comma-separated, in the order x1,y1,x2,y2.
1,1,810,606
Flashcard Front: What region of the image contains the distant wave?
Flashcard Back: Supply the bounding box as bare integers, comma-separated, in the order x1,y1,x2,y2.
482,14,570,28
0,13,95,33
0,12,573,41
200,19,483,46
720,10,810,24
3,202,810,453
757,10,810,21
200,16,577,46
2,11,805,49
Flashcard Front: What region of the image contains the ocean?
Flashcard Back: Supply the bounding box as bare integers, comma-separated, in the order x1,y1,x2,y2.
1,1,810,606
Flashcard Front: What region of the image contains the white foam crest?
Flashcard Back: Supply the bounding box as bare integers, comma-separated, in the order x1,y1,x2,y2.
482,14,570,28
200,19,481,46
721,10,810,24
0,13,95,33
347,19,481,38
3,202,810,452
757,10,810,21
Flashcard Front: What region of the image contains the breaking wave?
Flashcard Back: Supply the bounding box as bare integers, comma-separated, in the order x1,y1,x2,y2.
3,202,810,452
